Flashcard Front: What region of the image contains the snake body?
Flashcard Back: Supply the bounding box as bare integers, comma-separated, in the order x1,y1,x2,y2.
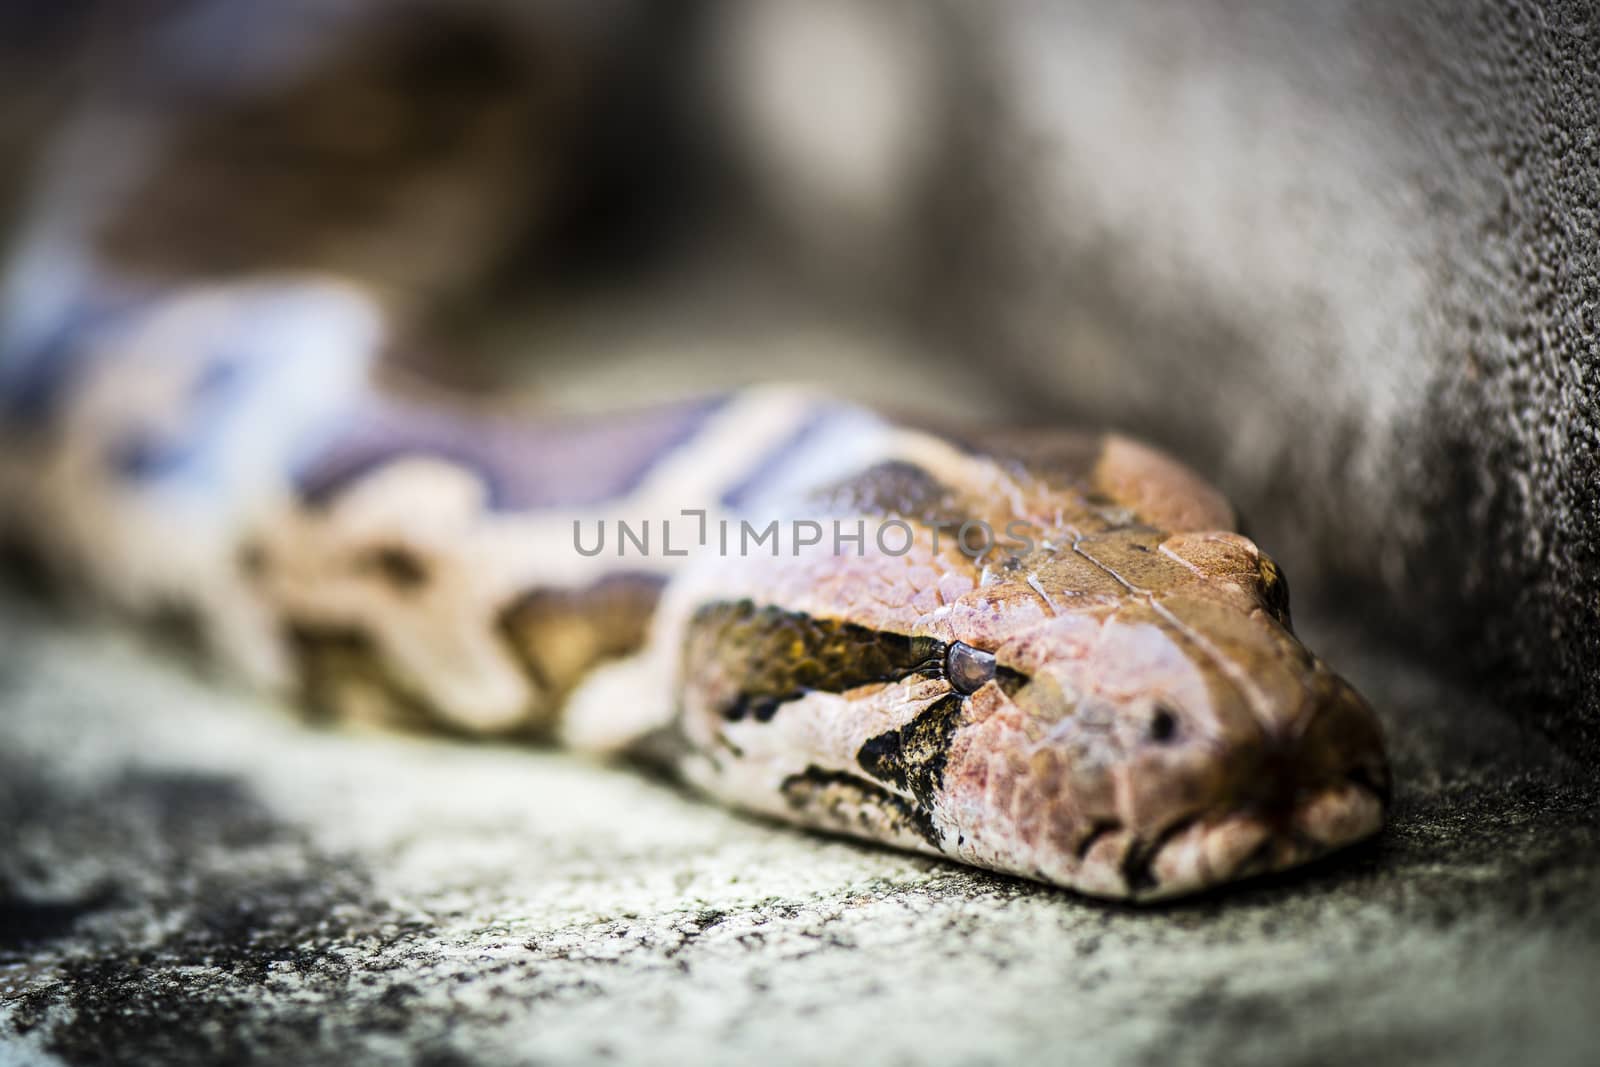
0,278,1390,901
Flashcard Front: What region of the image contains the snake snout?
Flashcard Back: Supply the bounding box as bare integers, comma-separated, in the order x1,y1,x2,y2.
1283,677,1392,808
1136,777,1384,899
1126,678,1390,899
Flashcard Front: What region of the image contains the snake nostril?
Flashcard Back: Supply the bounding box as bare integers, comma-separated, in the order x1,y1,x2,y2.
1148,706,1180,744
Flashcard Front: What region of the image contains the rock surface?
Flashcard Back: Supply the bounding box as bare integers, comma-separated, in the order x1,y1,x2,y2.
2,598,1596,1066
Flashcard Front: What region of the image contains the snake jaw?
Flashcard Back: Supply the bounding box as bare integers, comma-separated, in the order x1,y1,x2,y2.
1132,777,1386,900
1048,771,1386,902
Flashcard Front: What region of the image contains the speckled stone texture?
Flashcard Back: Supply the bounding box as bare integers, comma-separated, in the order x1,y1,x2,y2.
2,598,1597,1067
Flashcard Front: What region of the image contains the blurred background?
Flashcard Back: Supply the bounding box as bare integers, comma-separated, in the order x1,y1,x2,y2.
1,0,1597,751
1,4,1598,1065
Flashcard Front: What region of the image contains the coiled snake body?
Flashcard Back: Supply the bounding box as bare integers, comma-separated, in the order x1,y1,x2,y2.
0,279,1390,901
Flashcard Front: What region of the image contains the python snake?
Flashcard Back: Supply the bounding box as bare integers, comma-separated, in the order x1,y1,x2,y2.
0,278,1390,902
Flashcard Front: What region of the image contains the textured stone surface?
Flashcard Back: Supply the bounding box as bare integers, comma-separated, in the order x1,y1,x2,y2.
2,598,1597,1066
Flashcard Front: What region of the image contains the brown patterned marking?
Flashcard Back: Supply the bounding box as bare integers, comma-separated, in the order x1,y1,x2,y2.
1074,527,1190,593
683,600,944,722
236,539,270,582
357,543,431,592
780,765,938,847
498,572,666,707
1091,436,1235,533
1095,529,1295,631
285,623,448,734
139,601,212,665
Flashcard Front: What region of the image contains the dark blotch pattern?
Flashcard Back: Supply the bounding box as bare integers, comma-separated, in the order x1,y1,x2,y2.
855,693,967,836
359,544,431,591
498,573,666,706
236,540,270,581
779,765,938,847
684,600,943,722
809,459,968,527
285,624,451,735
1258,555,1293,629
140,601,213,665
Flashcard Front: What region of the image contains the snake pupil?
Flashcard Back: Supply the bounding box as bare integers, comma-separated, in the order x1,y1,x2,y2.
1259,557,1292,625
946,641,997,694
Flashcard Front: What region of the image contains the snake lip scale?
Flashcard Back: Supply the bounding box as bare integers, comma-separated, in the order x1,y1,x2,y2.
0,278,1392,902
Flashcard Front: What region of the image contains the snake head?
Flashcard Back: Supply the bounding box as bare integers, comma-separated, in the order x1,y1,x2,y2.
933,530,1390,900
673,427,1388,900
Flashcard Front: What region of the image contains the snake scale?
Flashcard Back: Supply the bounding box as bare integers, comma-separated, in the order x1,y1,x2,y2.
0,278,1390,901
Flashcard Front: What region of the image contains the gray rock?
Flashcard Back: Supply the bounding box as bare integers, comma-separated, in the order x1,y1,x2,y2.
2,598,1596,1067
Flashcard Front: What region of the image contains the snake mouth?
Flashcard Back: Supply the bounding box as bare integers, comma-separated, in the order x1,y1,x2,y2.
1123,775,1386,901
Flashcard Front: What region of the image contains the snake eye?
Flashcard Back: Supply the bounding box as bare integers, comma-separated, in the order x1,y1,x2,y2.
946,642,997,694
1258,556,1292,626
